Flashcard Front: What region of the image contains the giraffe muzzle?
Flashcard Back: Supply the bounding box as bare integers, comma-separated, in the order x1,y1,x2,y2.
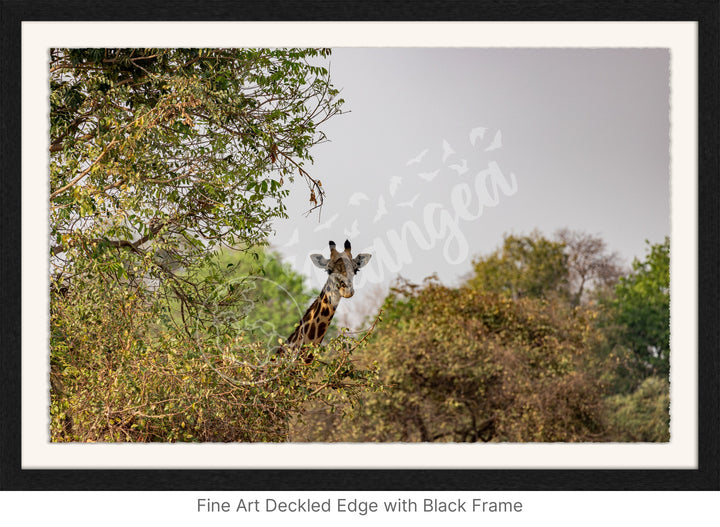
340,286,355,298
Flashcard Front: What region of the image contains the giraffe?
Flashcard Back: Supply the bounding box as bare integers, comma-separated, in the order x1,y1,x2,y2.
281,239,371,363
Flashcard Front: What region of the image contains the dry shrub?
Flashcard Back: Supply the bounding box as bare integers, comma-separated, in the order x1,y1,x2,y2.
297,278,607,442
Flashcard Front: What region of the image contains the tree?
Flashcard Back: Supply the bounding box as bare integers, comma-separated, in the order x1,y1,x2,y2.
49,48,383,442
302,277,607,442
466,231,569,301
556,228,624,306
467,229,624,307
50,48,341,302
203,247,316,343
604,238,670,377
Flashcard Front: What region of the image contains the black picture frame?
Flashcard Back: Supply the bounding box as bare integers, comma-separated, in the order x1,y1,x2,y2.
1,0,718,491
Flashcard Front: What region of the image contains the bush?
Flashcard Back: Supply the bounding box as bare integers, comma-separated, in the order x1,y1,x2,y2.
297,278,607,442
50,254,381,442
604,376,670,442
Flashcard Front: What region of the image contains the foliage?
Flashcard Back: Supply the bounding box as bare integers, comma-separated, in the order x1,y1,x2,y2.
49,48,387,442
296,231,670,443
50,249,382,442
466,231,569,302
467,230,624,307
301,278,607,442
202,247,316,345
604,376,670,442
50,47,341,316
48,53,670,448
603,238,670,377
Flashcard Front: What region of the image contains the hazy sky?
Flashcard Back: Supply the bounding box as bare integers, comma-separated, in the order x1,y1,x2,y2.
266,48,670,317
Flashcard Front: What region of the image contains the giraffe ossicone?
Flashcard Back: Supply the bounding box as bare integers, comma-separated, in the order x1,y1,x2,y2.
282,239,371,363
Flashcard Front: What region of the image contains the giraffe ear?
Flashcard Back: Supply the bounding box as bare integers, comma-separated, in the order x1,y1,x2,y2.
310,254,329,269
353,253,372,270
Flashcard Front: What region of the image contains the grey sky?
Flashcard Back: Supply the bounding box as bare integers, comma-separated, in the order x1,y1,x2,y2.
266,48,670,315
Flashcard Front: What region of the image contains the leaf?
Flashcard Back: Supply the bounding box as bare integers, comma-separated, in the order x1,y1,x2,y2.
49,48,351,443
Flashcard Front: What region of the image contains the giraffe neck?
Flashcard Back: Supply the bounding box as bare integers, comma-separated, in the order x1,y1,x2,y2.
286,282,340,350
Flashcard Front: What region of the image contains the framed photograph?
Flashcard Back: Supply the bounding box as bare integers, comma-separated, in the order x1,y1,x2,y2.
1,1,718,492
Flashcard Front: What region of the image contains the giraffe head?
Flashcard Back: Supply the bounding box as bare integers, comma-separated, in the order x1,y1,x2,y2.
310,239,371,300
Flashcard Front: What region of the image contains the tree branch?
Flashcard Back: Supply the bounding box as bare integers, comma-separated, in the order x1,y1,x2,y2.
50,139,118,200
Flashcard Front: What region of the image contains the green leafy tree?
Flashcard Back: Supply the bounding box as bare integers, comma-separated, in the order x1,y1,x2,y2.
466,231,569,301
467,230,624,307
50,48,341,301
49,48,383,442
202,247,316,344
604,237,670,377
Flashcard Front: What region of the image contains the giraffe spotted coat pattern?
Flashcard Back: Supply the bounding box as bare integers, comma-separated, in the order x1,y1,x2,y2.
283,239,371,362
